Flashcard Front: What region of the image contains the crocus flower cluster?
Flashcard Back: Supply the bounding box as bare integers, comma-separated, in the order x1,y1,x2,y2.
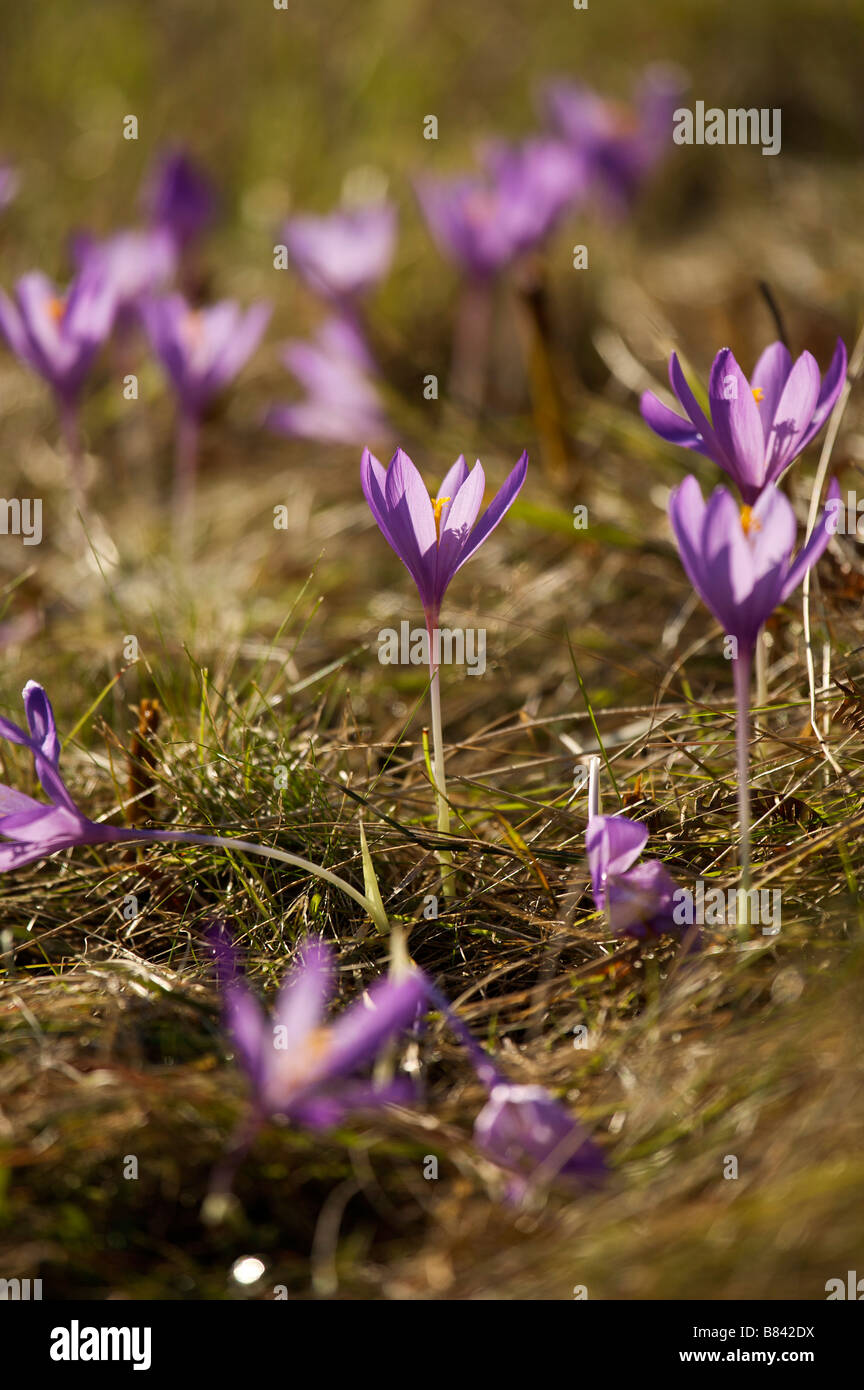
416,136,586,280
211,928,606,1199
641,341,847,504
141,148,217,251
544,66,685,212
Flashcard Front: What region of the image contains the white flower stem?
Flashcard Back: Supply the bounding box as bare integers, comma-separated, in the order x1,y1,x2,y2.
733,649,752,931
428,658,455,899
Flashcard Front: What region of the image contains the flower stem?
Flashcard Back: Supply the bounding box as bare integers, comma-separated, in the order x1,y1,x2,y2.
59,400,87,518
120,827,390,934
427,639,455,900
732,648,753,930
173,409,200,550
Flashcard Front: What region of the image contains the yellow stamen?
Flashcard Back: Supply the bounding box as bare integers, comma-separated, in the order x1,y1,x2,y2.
741,505,761,535
432,496,451,541
48,297,66,325
752,386,764,404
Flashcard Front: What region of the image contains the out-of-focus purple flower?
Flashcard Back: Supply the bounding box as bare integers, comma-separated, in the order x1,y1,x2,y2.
586,813,682,941
211,928,425,1124
0,681,134,871
641,340,847,504
283,202,396,301
426,981,605,1196
0,163,20,212
416,141,583,280
72,228,176,312
266,316,390,445
0,268,116,406
474,1083,606,1196
545,66,684,211
141,148,216,248
141,292,271,417
669,474,840,655
361,447,528,625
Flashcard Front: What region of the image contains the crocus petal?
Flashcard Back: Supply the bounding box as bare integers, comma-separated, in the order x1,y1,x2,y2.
273,938,333,1053
669,353,722,462
324,969,427,1077
452,450,528,573
781,478,841,602
586,813,648,908
708,349,766,499
474,1083,605,1187
797,338,848,453
383,448,438,609
224,980,269,1087
23,681,61,766
436,460,486,592
750,341,792,439
764,350,821,480
639,390,706,452
435,455,470,531
289,1076,416,1129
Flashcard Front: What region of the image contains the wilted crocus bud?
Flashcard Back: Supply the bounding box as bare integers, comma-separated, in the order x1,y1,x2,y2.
141,148,216,249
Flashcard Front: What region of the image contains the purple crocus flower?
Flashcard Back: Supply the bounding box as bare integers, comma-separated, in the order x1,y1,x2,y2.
641,340,847,504
669,474,839,657
669,474,839,897
141,148,216,249
141,292,271,527
545,66,684,212
0,681,394,933
0,163,19,212
427,982,605,1197
586,813,682,941
416,150,578,281
0,267,116,502
361,447,528,628
283,202,396,301
0,680,133,870
266,316,390,446
212,930,425,1124
474,1083,606,1197
72,227,176,313
142,292,271,417
0,268,116,409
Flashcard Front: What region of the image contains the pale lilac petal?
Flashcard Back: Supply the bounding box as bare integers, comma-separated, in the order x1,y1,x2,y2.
452,450,528,572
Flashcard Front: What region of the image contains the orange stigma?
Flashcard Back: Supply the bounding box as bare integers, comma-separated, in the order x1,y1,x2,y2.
432,496,450,540
48,297,66,325
740,505,761,535
752,386,765,404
